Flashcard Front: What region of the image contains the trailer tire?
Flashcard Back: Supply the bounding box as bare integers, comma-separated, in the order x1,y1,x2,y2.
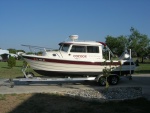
98,76,106,86
109,75,119,85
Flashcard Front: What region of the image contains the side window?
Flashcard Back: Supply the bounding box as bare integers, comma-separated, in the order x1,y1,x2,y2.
70,45,86,53
87,46,99,53
61,44,70,52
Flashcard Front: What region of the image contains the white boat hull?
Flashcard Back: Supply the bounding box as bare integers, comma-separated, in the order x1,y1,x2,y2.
24,56,135,76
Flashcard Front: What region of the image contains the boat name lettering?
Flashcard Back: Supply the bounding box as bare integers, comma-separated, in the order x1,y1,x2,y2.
73,55,87,58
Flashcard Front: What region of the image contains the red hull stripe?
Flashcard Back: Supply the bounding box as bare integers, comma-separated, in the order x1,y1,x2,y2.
23,56,121,66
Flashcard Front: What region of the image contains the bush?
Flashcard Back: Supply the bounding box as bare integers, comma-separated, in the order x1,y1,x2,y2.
7,56,16,68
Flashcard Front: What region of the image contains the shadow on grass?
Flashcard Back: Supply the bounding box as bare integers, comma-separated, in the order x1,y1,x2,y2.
7,93,150,113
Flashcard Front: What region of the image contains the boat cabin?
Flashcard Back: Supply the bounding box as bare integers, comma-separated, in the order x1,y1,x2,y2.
51,36,105,61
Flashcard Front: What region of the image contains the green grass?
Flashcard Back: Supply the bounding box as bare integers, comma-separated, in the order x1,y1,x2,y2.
0,60,38,78
135,63,150,74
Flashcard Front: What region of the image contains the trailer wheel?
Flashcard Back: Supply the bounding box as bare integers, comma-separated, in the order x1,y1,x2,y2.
98,76,106,86
109,76,119,85
25,72,34,78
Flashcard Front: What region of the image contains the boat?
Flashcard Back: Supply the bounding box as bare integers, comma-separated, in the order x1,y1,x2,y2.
22,35,136,77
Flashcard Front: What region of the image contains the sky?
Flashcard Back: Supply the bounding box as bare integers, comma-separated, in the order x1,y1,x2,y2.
0,0,150,52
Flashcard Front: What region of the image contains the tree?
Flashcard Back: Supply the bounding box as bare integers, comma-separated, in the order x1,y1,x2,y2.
7,48,16,54
105,35,118,55
7,56,16,69
37,51,43,55
105,35,128,57
129,27,150,62
116,35,129,55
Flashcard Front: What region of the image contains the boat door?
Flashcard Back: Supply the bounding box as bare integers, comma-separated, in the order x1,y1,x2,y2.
68,45,87,60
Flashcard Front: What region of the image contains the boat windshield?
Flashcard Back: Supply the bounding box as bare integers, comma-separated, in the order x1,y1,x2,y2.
59,44,70,52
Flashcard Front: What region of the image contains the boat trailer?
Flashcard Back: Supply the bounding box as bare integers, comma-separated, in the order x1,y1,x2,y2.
8,76,97,88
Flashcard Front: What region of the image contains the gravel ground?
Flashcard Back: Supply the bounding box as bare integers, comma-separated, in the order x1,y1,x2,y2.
64,87,142,101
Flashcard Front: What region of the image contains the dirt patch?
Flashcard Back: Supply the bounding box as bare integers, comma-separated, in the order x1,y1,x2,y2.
0,94,32,113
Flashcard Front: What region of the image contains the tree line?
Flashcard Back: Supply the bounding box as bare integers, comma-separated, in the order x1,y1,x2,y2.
105,27,150,63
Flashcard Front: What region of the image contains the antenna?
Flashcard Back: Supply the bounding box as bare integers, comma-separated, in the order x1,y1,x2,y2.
69,35,78,41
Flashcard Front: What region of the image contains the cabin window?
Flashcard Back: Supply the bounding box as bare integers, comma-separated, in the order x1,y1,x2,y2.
60,44,70,52
70,45,86,53
87,46,99,53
